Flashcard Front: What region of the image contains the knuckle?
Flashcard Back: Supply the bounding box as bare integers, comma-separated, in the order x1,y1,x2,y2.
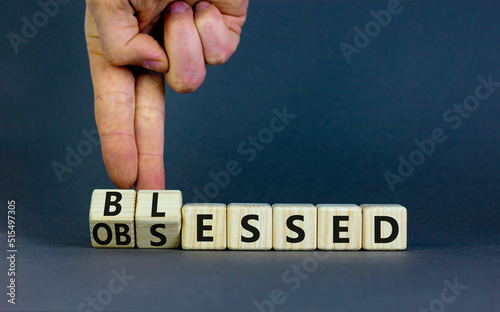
195,7,222,32
169,73,205,93
206,49,232,65
94,91,135,128
95,91,134,109
86,37,103,55
166,23,193,41
197,17,218,33
105,49,127,66
135,105,165,121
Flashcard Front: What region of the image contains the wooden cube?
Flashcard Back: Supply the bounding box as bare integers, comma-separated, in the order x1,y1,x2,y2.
317,204,362,250
272,204,317,250
361,204,407,250
89,189,136,248
181,203,226,250
227,203,273,250
135,190,182,248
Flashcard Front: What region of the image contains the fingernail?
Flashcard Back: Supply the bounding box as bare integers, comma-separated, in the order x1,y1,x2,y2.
167,2,189,14
195,2,209,12
142,60,165,72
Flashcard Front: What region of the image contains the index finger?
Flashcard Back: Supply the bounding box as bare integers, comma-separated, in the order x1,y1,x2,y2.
86,8,138,189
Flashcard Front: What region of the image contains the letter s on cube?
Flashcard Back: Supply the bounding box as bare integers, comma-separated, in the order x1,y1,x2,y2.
272,204,317,250
227,203,273,250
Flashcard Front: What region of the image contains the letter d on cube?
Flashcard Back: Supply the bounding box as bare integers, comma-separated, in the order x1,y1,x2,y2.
361,204,407,250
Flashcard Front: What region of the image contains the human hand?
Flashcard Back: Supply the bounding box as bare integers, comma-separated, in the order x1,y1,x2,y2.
85,0,248,190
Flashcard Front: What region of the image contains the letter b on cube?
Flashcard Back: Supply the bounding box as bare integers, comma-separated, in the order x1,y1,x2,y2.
89,189,136,248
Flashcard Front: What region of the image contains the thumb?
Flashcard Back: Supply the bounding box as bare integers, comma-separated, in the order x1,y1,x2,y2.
86,0,168,73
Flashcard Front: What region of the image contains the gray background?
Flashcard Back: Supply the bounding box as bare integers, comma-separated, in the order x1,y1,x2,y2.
1,0,499,311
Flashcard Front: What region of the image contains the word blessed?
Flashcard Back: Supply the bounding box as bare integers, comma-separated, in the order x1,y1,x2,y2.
89,190,407,251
